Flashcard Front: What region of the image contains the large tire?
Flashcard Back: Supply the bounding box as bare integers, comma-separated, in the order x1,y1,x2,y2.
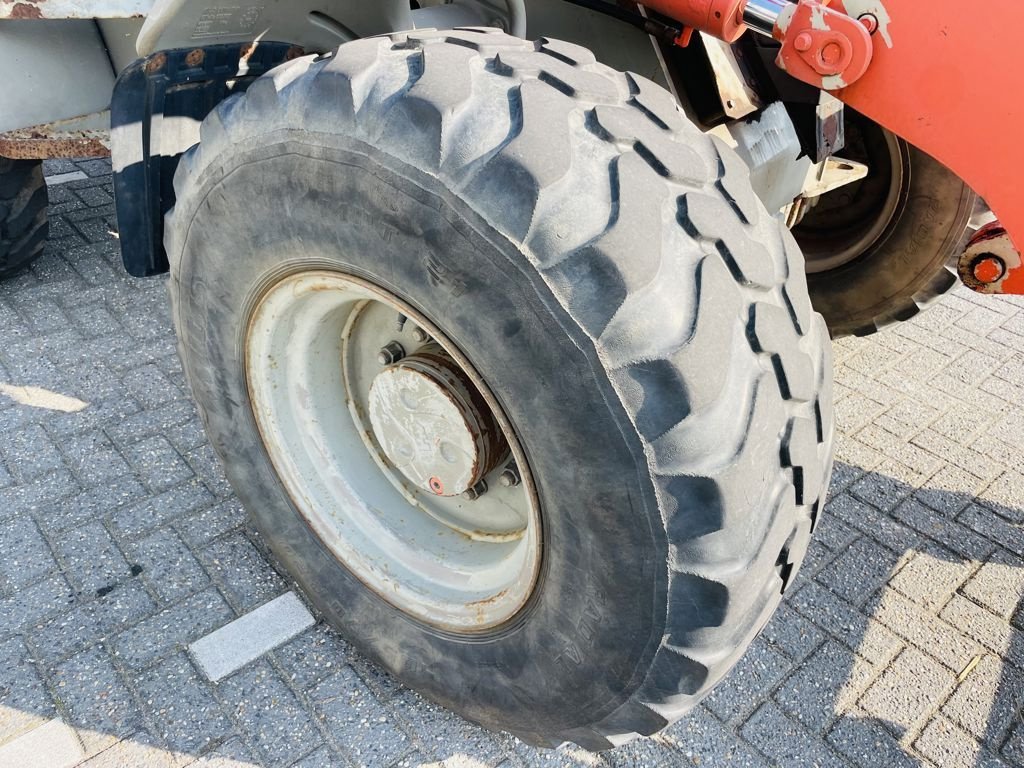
166,30,834,748
0,158,48,278
795,116,975,337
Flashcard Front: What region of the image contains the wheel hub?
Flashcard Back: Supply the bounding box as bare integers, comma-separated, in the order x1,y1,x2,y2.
368,348,508,498
244,270,541,631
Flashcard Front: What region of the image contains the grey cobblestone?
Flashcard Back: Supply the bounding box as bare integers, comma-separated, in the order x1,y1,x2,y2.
218,660,321,766
53,520,133,596
138,653,233,754
199,533,287,613
859,647,956,738
311,666,411,767
129,527,209,605
30,579,156,665
113,587,235,669
0,514,56,591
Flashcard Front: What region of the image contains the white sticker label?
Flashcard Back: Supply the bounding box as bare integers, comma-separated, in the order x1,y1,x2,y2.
192,6,264,38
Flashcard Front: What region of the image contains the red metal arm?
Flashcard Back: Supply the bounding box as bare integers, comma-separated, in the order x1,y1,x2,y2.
641,0,1024,295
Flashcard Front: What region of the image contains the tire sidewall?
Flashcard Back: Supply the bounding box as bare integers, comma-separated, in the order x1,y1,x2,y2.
172,135,668,736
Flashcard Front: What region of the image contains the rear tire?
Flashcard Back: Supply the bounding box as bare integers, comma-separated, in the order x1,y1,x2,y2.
0,158,48,279
166,30,834,748
795,115,975,337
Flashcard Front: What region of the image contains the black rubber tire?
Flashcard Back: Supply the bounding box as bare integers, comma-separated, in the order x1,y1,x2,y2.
166,30,834,749
0,158,48,279
797,126,975,338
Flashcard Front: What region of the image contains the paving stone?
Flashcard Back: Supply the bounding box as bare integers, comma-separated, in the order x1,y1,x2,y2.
125,436,195,494
289,745,343,768
760,603,825,663
110,481,216,539
113,587,235,669
979,471,1024,524
825,492,923,554
184,736,258,767
30,579,156,665
893,498,997,561
0,423,65,482
200,533,287,613
138,653,233,754
190,591,315,682
826,709,919,768
60,430,132,489
739,701,847,768
37,477,147,535
890,546,974,612
962,551,1024,619
941,595,1024,670
916,718,1010,768
75,731,183,768
121,365,182,409
311,665,412,767
705,638,792,724
959,503,1024,558
52,646,142,753
52,519,133,596
942,654,1023,749
860,647,956,737
0,514,56,590
392,687,503,765
0,718,87,768
657,707,767,767
0,573,75,638
0,636,56,743
218,660,320,767
0,469,80,519
773,638,876,732
788,581,901,666
174,497,246,549
270,626,351,697
186,442,233,499
871,588,981,671
816,537,903,607
1003,723,1024,766
130,527,209,605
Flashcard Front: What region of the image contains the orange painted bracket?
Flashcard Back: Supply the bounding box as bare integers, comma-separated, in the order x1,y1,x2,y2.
829,0,1024,286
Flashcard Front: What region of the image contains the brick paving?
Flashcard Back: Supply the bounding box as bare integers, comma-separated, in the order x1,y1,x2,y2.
0,158,1023,767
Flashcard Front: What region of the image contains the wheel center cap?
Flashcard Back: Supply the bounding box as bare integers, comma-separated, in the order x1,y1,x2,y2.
368,350,506,497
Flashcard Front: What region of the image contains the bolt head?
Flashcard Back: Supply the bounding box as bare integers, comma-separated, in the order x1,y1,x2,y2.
463,480,488,501
411,327,430,343
794,32,814,53
498,467,521,488
858,13,879,34
377,342,405,366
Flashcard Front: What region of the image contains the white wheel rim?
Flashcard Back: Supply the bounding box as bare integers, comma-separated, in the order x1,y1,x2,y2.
245,271,541,631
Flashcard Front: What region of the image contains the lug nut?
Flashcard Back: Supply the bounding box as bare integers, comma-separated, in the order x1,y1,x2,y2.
463,480,488,501
498,464,521,488
395,313,408,332
378,341,406,365
411,327,430,343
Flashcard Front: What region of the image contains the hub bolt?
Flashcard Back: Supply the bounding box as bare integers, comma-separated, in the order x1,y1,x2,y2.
411,327,430,343
498,464,521,488
377,341,406,366
463,480,488,501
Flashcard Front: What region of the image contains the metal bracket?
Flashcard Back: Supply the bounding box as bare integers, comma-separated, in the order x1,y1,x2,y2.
110,41,303,277
958,222,1024,295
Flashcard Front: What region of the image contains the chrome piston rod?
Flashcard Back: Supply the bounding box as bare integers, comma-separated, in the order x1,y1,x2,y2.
742,0,789,36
